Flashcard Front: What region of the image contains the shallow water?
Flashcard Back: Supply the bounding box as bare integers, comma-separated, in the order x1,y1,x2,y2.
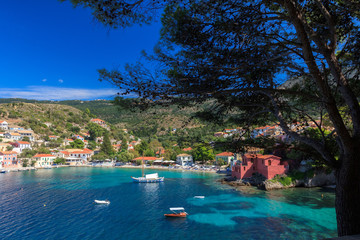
0,167,337,240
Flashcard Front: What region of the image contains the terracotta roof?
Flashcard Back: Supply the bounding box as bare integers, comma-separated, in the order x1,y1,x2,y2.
133,157,158,161
8,132,21,136
33,154,55,158
216,152,233,157
0,151,17,154
16,141,30,144
91,119,104,122
0,121,7,123
60,151,70,155
182,147,192,151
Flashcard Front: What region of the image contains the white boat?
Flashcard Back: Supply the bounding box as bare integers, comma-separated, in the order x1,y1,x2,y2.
0,169,6,173
194,196,205,199
94,200,110,205
131,173,164,183
131,157,164,183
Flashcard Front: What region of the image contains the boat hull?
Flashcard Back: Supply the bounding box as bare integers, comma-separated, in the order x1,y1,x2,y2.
164,213,187,218
131,177,164,183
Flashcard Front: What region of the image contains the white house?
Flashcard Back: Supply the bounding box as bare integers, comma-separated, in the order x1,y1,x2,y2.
15,141,32,152
33,154,56,168
17,130,34,141
0,121,8,130
176,154,193,166
215,152,234,165
5,132,22,141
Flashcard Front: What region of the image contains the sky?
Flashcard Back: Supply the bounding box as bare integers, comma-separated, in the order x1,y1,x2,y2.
0,0,161,100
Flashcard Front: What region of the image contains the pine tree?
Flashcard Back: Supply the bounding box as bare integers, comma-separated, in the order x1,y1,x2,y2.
100,132,114,156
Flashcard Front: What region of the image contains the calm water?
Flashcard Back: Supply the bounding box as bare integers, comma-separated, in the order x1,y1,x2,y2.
0,167,337,240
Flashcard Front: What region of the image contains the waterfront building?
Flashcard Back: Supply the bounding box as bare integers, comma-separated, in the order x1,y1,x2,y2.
65,148,94,161
33,154,56,168
0,121,8,130
232,154,286,179
132,156,159,164
176,154,193,166
215,152,234,165
0,155,3,168
0,151,18,168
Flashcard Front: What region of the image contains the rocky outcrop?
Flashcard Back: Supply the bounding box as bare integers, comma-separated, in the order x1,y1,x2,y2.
304,172,336,187
263,180,285,190
220,171,336,191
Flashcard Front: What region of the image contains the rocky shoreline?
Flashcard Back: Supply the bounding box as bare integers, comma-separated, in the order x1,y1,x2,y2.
220,171,336,191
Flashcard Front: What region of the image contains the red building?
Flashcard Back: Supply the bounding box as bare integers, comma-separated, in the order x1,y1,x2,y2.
0,151,18,168
232,154,286,179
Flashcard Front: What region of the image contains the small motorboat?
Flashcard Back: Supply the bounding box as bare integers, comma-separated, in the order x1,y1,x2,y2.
164,207,188,217
94,200,110,205
0,169,6,173
194,196,205,199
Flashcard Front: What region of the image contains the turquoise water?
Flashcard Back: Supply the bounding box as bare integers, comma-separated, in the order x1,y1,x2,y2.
0,167,337,240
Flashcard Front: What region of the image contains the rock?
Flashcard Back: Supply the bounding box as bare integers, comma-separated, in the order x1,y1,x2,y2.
304,172,335,187
263,180,285,190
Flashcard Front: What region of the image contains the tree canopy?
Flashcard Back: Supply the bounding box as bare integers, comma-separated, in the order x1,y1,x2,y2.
64,0,360,236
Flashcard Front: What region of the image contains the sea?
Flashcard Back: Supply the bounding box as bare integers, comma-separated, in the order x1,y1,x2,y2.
0,167,337,240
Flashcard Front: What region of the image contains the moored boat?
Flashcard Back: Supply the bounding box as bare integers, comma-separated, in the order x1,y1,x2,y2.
164,207,188,217
94,200,110,205
131,173,164,183
131,157,164,183
194,196,205,199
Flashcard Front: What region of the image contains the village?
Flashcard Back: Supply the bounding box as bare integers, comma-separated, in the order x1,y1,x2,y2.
0,116,333,185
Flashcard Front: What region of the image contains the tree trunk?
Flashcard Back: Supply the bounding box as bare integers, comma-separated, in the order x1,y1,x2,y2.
335,151,360,236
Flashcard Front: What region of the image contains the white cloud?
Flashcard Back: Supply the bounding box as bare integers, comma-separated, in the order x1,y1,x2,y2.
42,79,47,82
0,86,130,100
58,79,64,83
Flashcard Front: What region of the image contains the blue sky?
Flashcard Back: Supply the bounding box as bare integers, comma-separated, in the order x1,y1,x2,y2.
0,0,161,100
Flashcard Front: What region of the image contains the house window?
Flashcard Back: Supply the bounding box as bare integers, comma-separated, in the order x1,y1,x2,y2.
250,159,254,163
253,166,255,170
262,160,264,164
243,167,245,171
268,160,271,166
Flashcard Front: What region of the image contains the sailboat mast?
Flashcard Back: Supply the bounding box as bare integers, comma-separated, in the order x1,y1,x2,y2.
142,155,144,177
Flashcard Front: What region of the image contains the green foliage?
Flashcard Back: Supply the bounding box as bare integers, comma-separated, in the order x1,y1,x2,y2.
22,136,30,142
6,146,14,151
22,159,29,167
36,147,51,154
87,122,106,140
116,152,134,162
144,149,155,157
91,152,109,161
271,175,293,186
19,149,37,158
87,140,97,150
216,158,226,166
70,126,80,134
54,157,66,165
100,132,114,155
192,144,214,163
70,139,85,149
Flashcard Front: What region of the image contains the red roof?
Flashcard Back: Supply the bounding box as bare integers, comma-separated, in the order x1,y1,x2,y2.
91,118,104,122
216,152,233,157
0,151,17,155
182,147,192,151
60,151,70,155
33,154,55,158
133,157,158,161
17,141,30,144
